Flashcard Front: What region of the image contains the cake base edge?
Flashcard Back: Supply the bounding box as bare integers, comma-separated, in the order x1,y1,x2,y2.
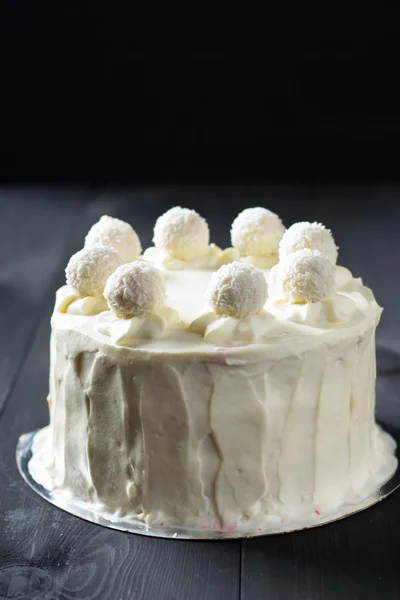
17,426,399,540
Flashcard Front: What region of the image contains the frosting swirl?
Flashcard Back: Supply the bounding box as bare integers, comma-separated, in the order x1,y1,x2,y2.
56,286,108,316
267,293,359,327
96,306,182,345
218,247,278,269
189,309,275,345
143,244,225,270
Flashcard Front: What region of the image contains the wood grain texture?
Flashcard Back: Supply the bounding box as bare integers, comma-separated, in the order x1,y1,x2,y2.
0,190,241,600
0,188,90,416
241,496,400,600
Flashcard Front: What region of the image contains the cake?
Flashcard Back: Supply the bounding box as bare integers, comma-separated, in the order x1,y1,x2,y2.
29,208,397,532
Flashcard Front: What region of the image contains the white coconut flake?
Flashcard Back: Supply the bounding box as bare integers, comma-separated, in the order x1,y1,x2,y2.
66,246,122,297
278,248,336,304
231,207,284,257
279,221,338,264
104,261,166,319
85,215,142,263
153,206,210,260
207,261,268,319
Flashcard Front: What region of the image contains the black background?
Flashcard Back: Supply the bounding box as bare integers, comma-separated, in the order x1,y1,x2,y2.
2,6,400,184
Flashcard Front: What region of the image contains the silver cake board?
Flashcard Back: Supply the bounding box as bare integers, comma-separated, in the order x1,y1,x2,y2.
16,421,399,540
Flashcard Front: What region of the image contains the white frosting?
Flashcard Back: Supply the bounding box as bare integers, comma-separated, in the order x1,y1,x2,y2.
335,265,354,289
67,296,108,316
96,307,182,345
143,245,278,271
189,309,276,345
143,244,224,270
30,247,397,532
85,215,142,263
268,293,360,327
209,246,280,269
240,254,280,269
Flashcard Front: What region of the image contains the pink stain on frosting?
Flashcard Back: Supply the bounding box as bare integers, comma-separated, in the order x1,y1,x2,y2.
220,523,236,532
204,520,236,532
314,509,320,515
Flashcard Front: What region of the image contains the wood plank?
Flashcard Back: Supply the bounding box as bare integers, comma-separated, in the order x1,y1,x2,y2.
241,497,400,600
0,187,90,415
0,192,241,600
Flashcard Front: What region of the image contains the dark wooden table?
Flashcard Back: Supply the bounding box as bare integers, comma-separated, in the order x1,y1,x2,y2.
1,186,400,600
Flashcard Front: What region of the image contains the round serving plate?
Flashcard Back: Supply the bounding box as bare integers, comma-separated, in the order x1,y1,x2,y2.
16,346,400,540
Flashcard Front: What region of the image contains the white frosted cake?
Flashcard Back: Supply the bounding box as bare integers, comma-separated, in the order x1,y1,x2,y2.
30,207,397,532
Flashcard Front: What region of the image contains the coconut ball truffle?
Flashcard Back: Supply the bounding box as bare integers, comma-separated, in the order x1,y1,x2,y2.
207,261,268,319
231,207,284,258
104,261,166,319
278,248,336,304
153,206,210,260
66,246,122,297
85,215,142,263
279,221,338,264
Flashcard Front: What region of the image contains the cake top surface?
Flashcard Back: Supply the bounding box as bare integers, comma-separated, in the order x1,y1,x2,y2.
55,207,381,353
